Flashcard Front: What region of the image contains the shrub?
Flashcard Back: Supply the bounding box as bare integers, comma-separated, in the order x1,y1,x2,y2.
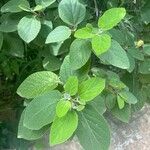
0,0,150,149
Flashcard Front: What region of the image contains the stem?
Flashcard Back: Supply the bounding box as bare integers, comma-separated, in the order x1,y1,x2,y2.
93,0,99,18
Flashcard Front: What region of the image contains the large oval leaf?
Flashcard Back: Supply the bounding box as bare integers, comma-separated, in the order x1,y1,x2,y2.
100,40,130,69
23,90,62,130
45,26,71,44
50,111,78,146
18,15,41,43
98,8,126,30
18,110,49,140
58,0,86,26
76,105,110,150
17,71,60,99
1,0,30,13
69,39,91,70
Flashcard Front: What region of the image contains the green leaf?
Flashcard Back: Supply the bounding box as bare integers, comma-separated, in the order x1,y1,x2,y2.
119,91,138,104
18,110,48,140
89,95,106,115
117,95,125,109
23,90,62,130
139,59,150,74
143,44,150,56
45,26,71,44
78,77,105,102
105,93,116,110
69,39,91,70
141,0,150,24
0,13,23,33
56,100,72,117
0,32,3,50
111,104,131,123
43,55,61,71
100,40,130,69
58,0,86,26
74,25,94,39
50,111,78,146
64,76,78,96
76,105,110,150
98,8,126,30
1,0,30,13
18,15,41,43
127,48,144,61
35,0,56,8
60,56,90,83
92,34,111,56
127,53,135,73
17,71,60,99
3,34,24,58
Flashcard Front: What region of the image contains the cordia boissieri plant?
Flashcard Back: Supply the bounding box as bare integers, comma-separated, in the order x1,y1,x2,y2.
0,0,150,149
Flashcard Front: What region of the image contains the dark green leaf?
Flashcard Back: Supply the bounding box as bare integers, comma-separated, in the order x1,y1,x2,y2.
23,90,62,130
100,40,130,69
18,110,49,140
76,105,110,150
58,0,86,26
69,39,91,70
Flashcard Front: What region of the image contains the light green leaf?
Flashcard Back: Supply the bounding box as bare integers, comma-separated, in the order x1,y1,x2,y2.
143,44,150,56
78,77,105,102
56,100,72,117
139,59,150,74
119,91,138,104
100,40,130,69
1,0,30,13
17,71,60,99
69,39,91,70
43,55,61,71
92,34,111,56
23,90,62,130
50,111,78,145
58,0,86,26
89,95,106,115
0,32,3,50
64,76,78,96
33,5,43,12
18,110,48,140
76,105,110,150
111,104,131,123
18,15,41,43
45,26,71,44
35,0,56,8
74,25,94,39
117,95,125,109
98,7,126,30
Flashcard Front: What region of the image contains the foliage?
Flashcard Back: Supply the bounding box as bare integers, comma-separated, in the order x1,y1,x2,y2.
0,0,150,149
